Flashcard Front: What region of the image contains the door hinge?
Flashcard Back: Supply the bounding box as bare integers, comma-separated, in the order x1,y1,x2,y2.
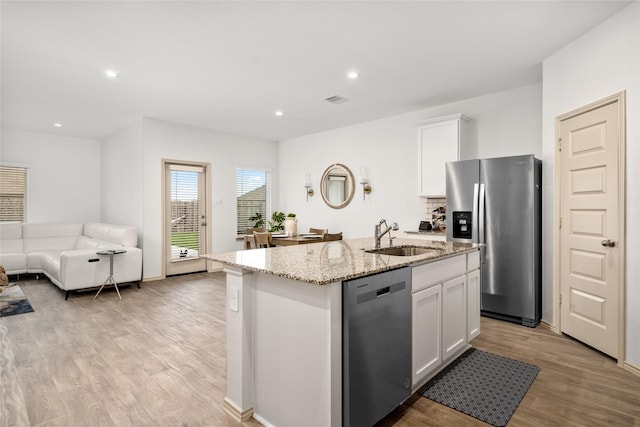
559,293,562,305
559,217,562,229
558,137,562,152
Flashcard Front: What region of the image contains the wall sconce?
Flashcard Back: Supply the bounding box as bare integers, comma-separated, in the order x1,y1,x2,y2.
360,167,372,200
304,173,314,201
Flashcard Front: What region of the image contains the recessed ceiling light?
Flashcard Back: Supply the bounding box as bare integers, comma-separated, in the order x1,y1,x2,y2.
275,110,284,117
53,123,63,127
347,71,359,79
104,69,119,79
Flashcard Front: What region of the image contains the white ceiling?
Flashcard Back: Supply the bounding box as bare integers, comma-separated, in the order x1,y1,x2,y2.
1,1,632,142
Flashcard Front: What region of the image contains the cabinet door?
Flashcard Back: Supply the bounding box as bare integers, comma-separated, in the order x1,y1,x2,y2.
418,119,459,197
467,269,481,341
412,284,442,387
442,275,467,361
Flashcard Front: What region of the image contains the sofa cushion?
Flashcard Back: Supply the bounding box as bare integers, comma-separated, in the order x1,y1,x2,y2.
27,251,63,271
22,223,83,239
0,253,27,274
23,223,83,254
0,238,23,253
1,224,27,274
84,223,137,247
0,223,23,239
73,235,123,250
40,251,61,282
24,236,79,254
73,236,98,249
0,224,24,257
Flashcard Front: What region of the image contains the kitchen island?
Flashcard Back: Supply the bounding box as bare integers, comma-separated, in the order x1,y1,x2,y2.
206,237,480,427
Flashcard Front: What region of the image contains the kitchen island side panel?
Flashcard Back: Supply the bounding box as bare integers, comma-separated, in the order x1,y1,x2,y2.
252,273,342,427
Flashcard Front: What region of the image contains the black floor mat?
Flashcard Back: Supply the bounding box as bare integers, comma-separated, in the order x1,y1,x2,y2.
420,348,540,426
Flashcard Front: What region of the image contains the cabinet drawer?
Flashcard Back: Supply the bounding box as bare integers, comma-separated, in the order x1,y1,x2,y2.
467,250,480,272
412,254,466,293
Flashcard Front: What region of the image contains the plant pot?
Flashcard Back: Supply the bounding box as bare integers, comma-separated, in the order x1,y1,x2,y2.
284,218,298,236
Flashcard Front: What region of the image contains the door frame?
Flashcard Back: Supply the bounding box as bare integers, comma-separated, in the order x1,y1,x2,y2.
553,91,626,366
161,158,212,278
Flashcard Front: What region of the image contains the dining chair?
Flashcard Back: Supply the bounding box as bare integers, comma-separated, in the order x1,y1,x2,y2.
244,228,266,249
253,231,275,248
309,228,328,236
323,232,343,241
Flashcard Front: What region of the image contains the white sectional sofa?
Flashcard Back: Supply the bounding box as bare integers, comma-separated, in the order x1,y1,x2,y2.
0,222,142,299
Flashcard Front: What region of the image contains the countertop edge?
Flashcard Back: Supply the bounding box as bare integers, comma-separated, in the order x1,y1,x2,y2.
205,238,480,285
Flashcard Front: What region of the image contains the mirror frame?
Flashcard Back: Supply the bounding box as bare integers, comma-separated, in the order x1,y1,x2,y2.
320,163,356,209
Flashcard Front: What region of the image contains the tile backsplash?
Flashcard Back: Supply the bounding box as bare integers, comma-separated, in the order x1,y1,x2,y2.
424,197,446,222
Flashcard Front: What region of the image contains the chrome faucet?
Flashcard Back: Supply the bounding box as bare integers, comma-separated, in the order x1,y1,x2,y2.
374,219,399,249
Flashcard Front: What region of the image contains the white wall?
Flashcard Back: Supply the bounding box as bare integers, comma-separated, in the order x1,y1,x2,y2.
0,128,101,223
542,1,640,365
101,120,144,245
140,118,278,280
278,83,542,240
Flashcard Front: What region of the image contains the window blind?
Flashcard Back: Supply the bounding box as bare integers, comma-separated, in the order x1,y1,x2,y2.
236,168,271,235
169,164,204,260
0,166,28,222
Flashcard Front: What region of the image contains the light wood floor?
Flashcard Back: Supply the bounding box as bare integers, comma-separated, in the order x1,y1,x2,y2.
2,273,639,427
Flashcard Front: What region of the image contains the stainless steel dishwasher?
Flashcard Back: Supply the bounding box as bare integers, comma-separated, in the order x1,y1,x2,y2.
343,266,412,427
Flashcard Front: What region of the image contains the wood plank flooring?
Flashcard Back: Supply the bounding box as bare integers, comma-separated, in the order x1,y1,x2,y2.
1,273,262,427
382,316,640,427
2,273,639,426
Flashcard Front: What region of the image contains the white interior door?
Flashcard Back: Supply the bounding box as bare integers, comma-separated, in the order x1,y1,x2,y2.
558,96,624,359
164,161,210,276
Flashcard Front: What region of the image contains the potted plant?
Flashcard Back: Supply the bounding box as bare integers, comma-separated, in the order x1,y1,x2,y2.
248,212,265,228
267,211,286,232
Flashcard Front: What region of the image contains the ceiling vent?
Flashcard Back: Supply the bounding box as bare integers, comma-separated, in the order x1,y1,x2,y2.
324,95,349,104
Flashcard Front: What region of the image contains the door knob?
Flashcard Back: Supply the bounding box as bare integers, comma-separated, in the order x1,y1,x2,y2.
601,239,615,247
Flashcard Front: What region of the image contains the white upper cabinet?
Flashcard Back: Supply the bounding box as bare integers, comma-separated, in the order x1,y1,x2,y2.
417,114,472,197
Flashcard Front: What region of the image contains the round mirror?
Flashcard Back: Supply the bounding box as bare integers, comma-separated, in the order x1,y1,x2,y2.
320,163,355,209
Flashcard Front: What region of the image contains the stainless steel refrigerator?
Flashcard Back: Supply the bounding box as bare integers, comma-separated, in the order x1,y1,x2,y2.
445,155,542,327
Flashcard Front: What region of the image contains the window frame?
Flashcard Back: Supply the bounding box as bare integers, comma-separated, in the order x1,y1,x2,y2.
236,167,272,236
0,163,29,223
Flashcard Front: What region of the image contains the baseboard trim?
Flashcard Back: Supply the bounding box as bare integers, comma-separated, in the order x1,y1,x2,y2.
207,260,224,272
540,320,560,334
624,360,640,377
223,398,253,423
142,276,165,282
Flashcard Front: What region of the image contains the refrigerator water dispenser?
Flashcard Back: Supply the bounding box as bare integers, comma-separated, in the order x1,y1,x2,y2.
452,211,472,239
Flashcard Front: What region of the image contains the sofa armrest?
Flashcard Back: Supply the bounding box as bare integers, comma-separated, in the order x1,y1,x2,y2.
59,247,142,290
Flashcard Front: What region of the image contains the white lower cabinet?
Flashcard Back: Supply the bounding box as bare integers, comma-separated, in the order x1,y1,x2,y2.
411,250,481,390
466,268,481,341
411,284,442,387
442,274,467,361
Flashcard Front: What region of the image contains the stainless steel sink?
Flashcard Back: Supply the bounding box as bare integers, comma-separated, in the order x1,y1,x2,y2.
365,246,443,257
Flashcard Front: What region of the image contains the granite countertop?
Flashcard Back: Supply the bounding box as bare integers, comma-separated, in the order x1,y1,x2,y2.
404,230,447,236
205,237,480,285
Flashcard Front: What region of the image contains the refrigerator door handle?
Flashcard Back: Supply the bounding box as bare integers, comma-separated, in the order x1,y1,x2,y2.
472,183,479,243
479,183,486,264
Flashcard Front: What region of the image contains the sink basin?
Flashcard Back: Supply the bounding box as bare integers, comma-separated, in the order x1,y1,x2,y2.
365,246,443,257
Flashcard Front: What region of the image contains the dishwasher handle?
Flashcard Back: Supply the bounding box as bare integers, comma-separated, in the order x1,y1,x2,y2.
376,287,390,297
356,281,407,305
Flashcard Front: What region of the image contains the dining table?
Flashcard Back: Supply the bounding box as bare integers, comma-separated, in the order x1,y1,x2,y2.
244,233,324,248
272,233,325,246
